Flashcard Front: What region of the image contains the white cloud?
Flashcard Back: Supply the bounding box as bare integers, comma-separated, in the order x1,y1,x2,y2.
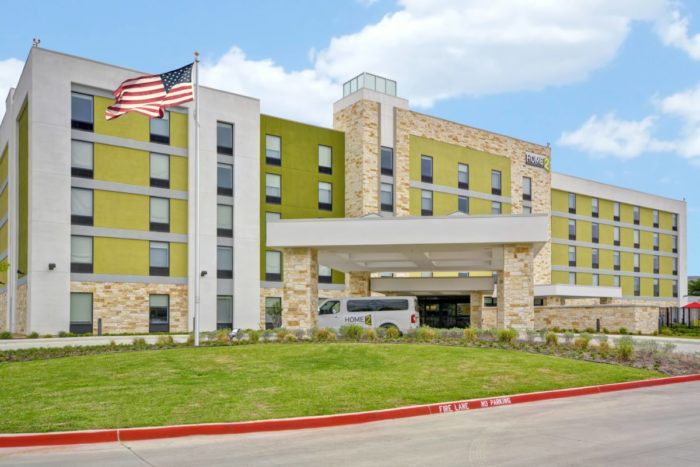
0,58,23,118
659,83,700,157
558,113,672,159
656,8,700,59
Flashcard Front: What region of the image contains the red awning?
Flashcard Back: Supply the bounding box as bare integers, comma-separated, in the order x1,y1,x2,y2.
683,302,700,309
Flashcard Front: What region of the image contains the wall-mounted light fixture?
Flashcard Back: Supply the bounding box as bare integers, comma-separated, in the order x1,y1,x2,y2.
200,270,208,277
48,263,56,271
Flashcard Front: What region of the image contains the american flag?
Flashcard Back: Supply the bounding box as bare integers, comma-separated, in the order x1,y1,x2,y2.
105,63,194,120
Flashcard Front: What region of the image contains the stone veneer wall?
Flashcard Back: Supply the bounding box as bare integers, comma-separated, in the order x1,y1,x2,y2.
259,285,350,329
333,100,380,217
497,244,535,330
394,109,552,285
70,282,188,334
0,291,6,332
282,248,318,329
15,284,27,335
534,305,659,334
348,272,371,296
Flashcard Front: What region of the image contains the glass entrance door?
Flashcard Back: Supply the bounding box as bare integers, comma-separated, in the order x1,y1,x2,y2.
418,296,470,328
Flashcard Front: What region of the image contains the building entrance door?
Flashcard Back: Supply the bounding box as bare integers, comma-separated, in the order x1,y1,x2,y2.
418,296,470,328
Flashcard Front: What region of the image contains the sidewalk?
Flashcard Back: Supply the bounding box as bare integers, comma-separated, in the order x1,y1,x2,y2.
0,334,190,351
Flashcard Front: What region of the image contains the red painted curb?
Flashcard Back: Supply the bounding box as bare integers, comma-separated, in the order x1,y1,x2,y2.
2,374,699,448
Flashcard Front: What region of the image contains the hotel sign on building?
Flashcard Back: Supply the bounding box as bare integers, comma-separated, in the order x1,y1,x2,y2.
525,152,550,172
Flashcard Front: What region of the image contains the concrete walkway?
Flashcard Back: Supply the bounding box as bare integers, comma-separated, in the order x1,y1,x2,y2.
2,381,698,466
0,334,190,350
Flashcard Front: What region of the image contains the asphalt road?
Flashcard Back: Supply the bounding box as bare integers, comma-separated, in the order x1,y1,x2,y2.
2,381,699,466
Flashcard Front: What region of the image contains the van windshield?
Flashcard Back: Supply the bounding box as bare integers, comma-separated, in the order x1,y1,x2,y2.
347,299,409,312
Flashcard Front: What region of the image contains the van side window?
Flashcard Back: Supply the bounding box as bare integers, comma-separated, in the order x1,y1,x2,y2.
347,299,409,312
319,301,339,315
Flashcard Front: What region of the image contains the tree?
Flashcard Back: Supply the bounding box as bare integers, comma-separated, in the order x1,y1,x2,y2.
689,278,700,297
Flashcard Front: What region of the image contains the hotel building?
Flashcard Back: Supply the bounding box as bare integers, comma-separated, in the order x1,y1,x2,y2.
0,48,688,335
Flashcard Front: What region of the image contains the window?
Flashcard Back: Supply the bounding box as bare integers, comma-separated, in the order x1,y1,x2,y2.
491,170,502,195
491,201,501,214
380,183,393,212
421,271,433,278
265,297,282,329
149,295,169,332
653,279,660,297
265,135,281,165
673,235,678,253
149,242,169,276
71,236,93,273
319,265,332,284
633,229,640,248
150,111,170,144
217,122,234,155
534,297,545,306
653,255,659,274
421,155,433,183
150,153,170,188
217,296,233,330
266,250,282,281
71,188,93,225
70,293,93,334
216,163,233,196
568,219,576,240
568,193,576,213
71,140,93,178
653,209,659,228
592,274,599,287
592,198,599,218
569,272,576,285
614,251,620,271
653,233,659,251
592,248,599,269
613,275,621,288
592,223,599,243
266,211,281,223
266,173,281,204
613,202,620,221
633,206,640,225
672,213,678,231
613,226,620,246
522,176,532,201
150,197,170,232
319,300,340,315
318,182,332,211
458,163,469,189
318,145,332,174
217,204,233,237
71,92,93,131
568,246,576,266
217,246,233,278
523,205,532,214
381,147,394,176
347,299,410,312
458,196,469,214
634,253,640,272
633,277,641,296
484,297,497,307
672,257,678,275
673,280,678,298
421,190,433,216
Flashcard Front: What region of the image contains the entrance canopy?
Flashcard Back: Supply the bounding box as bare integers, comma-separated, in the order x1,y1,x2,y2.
267,214,549,273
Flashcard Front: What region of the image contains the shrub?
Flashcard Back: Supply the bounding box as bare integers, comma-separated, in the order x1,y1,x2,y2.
0,331,12,340
478,328,496,341
157,335,174,347
247,330,261,344
497,328,518,345
283,333,298,343
315,328,337,342
362,328,378,342
375,326,387,339
618,327,628,335
602,328,610,334
574,334,591,350
615,336,635,360
584,327,596,334
274,328,288,341
28,332,39,339
563,332,575,344
339,325,364,341
133,337,147,348
551,327,561,333
58,331,76,338
545,332,558,347
214,329,231,343
446,328,463,339
525,329,537,344
598,341,610,355
463,327,477,343
416,327,436,343
385,326,401,340
292,329,306,340
261,329,275,342
661,327,673,336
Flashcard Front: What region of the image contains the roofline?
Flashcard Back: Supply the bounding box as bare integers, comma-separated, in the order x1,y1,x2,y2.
261,113,342,134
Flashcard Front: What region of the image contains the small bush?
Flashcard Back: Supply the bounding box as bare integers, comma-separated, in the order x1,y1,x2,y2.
157,335,174,347
574,334,591,350
283,333,298,343
497,328,518,345
274,328,288,341
27,332,39,339
58,331,77,338
416,327,436,343
598,341,610,355
525,329,538,344
661,328,673,336
0,331,12,340
214,329,231,343
292,329,306,340
315,328,337,342
339,325,364,341
375,326,387,339
602,328,610,334
385,326,401,339
446,328,463,339
261,329,275,342
615,336,635,361
551,327,561,333
545,332,558,347
463,327,477,343
563,332,575,344
618,327,628,335
584,327,596,334
133,337,147,348
247,330,261,344
362,328,378,342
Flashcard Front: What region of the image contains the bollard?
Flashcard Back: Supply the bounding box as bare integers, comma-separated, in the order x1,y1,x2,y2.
98,318,102,336
596,318,600,333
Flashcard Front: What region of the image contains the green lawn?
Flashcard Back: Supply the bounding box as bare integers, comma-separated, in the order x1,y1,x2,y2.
0,344,658,433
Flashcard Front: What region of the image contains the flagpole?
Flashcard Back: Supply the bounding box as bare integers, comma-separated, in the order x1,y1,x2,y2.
193,51,201,347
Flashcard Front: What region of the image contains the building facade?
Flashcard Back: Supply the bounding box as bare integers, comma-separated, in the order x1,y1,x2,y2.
0,50,688,336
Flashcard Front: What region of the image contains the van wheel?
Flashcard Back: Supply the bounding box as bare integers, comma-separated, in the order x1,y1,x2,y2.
380,323,402,336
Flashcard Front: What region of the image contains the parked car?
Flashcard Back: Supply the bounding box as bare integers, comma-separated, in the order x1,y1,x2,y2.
317,296,420,333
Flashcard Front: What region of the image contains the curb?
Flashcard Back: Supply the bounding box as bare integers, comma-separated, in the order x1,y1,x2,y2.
2,373,699,448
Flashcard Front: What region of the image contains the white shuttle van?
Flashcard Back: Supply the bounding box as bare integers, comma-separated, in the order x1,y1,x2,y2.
317,296,420,333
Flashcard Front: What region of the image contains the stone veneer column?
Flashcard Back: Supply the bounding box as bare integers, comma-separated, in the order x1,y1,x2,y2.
497,244,535,330
282,248,318,329
469,292,483,328
347,272,371,296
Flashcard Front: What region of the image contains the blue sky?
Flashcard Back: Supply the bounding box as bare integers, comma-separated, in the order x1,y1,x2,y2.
1,0,699,273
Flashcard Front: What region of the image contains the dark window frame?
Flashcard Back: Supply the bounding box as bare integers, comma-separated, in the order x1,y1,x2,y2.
70,235,94,273
149,197,170,233
265,134,282,166
318,144,332,175
380,147,394,176
149,242,170,277
266,173,281,205
70,292,93,334
491,170,502,196
265,250,282,282
149,295,170,333
421,155,433,184
217,121,234,155
71,92,94,132
217,246,233,279
458,163,469,190
150,111,170,145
